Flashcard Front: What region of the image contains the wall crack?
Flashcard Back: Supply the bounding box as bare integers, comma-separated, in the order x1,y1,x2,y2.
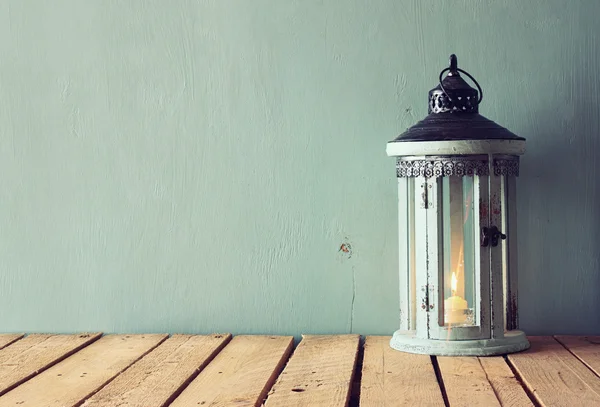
350,266,356,333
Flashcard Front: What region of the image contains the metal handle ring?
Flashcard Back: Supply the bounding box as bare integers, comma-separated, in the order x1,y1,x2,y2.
438,67,483,105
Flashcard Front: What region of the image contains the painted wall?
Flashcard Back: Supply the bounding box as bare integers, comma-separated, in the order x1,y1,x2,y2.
1,0,598,336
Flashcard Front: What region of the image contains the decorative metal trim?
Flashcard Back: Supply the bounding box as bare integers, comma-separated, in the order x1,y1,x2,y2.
493,157,520,177
397,157,488,178
396,156,520,178
429,89,478,114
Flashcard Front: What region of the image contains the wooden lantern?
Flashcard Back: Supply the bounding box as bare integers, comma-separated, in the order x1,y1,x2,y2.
386,55,529,356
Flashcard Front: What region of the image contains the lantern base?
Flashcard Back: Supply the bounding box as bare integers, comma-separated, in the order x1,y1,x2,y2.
390,329,530,356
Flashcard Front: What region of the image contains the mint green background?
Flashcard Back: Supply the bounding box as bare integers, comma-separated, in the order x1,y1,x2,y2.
1,1,598,335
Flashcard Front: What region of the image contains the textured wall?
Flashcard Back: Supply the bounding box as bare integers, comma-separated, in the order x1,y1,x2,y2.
0,0,598,336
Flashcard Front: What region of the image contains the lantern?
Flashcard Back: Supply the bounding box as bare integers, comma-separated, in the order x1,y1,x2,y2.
387,54,529,356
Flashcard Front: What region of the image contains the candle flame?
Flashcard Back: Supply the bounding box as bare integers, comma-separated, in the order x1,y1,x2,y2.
451,272,458,293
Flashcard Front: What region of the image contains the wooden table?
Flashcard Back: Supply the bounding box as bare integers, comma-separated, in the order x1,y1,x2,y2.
0,333,597,406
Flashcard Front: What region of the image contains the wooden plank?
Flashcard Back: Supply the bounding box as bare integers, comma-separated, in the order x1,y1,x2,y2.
425,177,443,338
414,177,429,339
555,335,600,377
504,175,520,330
489,173,505,338
0,334,167,407
508,336,600,406
82,334,231,407
479,357,534,407
408,178,417,327
171,335,293,407
476,174,491,339
397,177,410,331
0,333,101,396
0,335,23,350
360,336,444,406
437,356,501,406
264,335,359,407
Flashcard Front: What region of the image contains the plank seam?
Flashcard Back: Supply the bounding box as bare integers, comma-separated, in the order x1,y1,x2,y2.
477,357,503,406
503,355,542,407
260,337,299,406
345,337,360,407
73,334,169,407
0,335,24,351
430,356,450,407
0,333,103,398
255,337,295,407
553,335,600,380
350,266,356,333
347,335,366,407
161,334,232,407
551,336,600,400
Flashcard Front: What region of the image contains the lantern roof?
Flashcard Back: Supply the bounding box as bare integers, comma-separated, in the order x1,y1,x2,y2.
389,54,525,145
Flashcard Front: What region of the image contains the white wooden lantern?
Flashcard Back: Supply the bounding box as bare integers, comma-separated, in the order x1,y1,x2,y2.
386,55,529,356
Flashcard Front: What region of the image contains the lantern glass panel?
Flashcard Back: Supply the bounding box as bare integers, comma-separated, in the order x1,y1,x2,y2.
440,176,477,327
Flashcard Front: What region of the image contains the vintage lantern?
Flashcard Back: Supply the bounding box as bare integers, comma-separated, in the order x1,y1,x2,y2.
387,54,529,356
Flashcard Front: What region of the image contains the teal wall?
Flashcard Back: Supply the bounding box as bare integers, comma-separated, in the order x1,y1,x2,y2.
1,1,599,336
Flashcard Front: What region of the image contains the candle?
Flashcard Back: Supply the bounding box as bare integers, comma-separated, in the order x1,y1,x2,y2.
445,272,468,324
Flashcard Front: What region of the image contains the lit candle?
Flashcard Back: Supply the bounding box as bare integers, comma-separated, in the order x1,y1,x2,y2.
445,272,468,324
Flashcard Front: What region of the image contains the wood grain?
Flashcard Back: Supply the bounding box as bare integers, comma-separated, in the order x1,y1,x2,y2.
82,334,230,407
437,356,501,406
0,334,167,407
360,336,444,406
397,177,411,331
508,336,600,406
489,174,505,338
478,357,534,407
555,335,600,377
414,176,429,338
0,335,23,351
0,333,101,396
504,176,520,330
265,335,359,407
171,335,293,407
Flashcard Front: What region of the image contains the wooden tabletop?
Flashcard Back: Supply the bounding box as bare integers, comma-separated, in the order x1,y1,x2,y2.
0,333,597,406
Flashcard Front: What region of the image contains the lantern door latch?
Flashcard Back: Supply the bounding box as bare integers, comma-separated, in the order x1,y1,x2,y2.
481,226,506,247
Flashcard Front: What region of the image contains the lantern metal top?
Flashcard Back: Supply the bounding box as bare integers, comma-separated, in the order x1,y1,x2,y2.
389,54,525,144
